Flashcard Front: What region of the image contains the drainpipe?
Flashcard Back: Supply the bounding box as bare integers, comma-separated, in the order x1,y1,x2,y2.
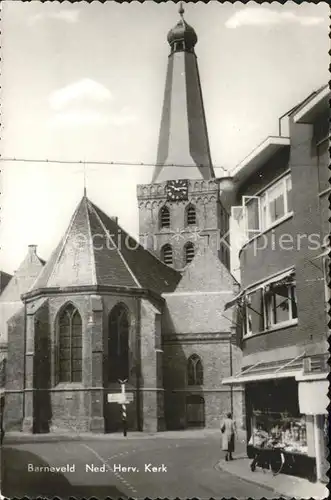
22,301,27,427
229,327,234,416
313,414,322,481
136,298,142,432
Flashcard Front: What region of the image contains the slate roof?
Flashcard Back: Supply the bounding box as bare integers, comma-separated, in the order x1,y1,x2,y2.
32,196,181,295
0,271,12,295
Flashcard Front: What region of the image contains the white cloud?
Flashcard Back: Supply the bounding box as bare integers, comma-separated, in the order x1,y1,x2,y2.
225,8,324,29
28,9,80,25
49,79,113,111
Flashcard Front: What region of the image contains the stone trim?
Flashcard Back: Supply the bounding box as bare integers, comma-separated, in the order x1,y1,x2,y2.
163,333,231,343
22,285,164,306
166,387,244,393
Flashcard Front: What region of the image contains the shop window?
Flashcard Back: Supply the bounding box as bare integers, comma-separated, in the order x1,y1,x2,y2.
186,204,196,226
161,243,173,265
250,411,308,455
187,354,203,385
160,206,170,228
58,304,82,383
231,174,292,246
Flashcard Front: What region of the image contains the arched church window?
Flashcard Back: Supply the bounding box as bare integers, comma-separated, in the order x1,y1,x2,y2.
184,242,195,265
160,206,171,228
187,354,203,385
186,204,196,226
58,304,82,383
108,304,129,382
161,244,173,266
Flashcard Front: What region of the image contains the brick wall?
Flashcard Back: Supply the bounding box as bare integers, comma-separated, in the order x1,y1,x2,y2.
4,307,25,430
238,115,328,367
137,180,226,269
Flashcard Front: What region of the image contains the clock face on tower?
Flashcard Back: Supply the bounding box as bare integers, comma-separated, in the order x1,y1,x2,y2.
166,179,189,201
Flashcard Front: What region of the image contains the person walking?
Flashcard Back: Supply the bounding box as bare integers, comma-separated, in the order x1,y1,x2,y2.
221,412,236,461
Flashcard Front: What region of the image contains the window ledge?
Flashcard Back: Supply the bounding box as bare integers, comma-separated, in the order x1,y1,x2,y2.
54,382,84,390
243,318,298,340
239,212,294,256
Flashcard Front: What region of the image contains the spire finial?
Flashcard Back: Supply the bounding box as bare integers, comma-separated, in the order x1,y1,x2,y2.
179,1,184,19
83,160,87,197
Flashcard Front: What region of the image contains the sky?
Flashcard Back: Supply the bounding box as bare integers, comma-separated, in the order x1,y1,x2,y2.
0,1,329,275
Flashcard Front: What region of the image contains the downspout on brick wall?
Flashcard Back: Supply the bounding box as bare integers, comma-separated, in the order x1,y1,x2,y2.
22,302,27,425
136,297,142,432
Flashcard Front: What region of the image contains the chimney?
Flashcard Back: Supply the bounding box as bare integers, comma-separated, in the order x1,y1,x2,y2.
110,216,118,225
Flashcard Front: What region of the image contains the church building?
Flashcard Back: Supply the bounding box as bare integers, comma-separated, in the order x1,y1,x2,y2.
2,5,243,434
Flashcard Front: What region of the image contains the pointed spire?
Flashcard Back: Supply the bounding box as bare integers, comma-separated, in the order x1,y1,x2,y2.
83,161,87,197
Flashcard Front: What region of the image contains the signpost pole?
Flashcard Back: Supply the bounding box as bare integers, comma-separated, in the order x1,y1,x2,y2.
119,379,128,437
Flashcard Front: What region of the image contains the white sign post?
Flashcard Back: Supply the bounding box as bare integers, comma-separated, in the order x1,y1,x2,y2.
118,379,128,436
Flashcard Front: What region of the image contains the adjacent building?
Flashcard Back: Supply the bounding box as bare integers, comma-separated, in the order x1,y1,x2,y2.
221,85,329,483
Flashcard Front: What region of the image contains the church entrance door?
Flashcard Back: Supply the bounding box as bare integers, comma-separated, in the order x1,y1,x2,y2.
186,394,205,428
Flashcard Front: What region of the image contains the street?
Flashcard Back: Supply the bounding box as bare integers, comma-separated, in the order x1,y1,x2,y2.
1,431,276,499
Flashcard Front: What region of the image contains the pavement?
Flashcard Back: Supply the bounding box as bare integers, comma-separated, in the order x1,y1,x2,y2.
1,429,328,499
217,453,329,500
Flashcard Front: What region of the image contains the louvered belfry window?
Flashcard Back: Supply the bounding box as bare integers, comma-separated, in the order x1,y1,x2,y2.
160,206,170,228
184,242,195,264
161,244,173,265
186,205,196,225
58,304,82,383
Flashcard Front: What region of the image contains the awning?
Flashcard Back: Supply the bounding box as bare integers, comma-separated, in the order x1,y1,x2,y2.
224,290,245,311
222,352,305,385
224,268,295,309
264,271,295,294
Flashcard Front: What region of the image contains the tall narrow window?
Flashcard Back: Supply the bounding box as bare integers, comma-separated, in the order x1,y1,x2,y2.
58,304,82,383
160,206,170,228
184,242,195,265
161,244,173,265
187,354,203,385
186,204,196,226
108,304,129,382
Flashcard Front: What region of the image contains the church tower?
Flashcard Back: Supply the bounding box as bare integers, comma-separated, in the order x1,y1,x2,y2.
137,3,230,271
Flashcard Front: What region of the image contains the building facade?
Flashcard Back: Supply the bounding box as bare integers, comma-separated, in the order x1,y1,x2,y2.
222,85,329,483
2,6,243,435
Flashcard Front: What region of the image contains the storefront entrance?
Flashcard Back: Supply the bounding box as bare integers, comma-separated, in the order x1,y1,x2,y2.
245,378,316,481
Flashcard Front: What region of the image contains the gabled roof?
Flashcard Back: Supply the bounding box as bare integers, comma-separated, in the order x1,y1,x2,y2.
0,271,12,294
174,244,237,293
32,196,181,295
0,246,44,302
